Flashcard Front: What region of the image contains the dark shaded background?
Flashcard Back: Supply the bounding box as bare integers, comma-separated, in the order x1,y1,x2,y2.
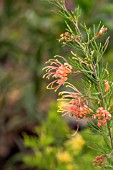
0,0,113,169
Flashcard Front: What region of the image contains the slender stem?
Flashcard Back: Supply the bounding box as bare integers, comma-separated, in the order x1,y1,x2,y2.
58,0,113,152
71,20,90,58
92,64,113,150
92,64,104,105
71,19,85,43
107,123,113,150
71,9,113,151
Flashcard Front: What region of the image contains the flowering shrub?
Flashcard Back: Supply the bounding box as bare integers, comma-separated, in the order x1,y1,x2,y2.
23,103,84,170
23,103,100,170
43,0,113,168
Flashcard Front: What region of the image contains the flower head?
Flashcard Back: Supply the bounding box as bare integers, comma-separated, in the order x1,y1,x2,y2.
92,107,111,127
58,83,91,117
59,98,91,119
43,55,72,91
59,32,73,44
93,154,108,167
59,32,79,45
58,83,92,131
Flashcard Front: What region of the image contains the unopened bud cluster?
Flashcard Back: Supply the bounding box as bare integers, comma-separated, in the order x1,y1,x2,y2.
104,80,110,92
96,26,107,38
93,154,108,167
92,107,111,127
59,32,78,44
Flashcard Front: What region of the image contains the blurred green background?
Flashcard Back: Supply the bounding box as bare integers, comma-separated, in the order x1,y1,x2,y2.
0,0,113,170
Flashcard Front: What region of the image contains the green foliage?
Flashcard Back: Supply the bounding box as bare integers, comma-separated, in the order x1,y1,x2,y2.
0,0,113,170
0,1,66,169
76,0,94,14
23,103,101,170
42,0,113,169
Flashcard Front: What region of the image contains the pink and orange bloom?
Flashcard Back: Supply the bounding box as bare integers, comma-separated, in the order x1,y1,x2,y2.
92,107,111,127
43,56,111,129
93,154,108,167
58,83,92,126
43,56,72,91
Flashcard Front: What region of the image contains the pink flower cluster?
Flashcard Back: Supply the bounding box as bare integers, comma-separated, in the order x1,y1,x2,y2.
43,56,111,129
58,83,91,120
59,32,79,45
93,154,108,167
92,107,111,127
60,97,91,119
43,56,72,91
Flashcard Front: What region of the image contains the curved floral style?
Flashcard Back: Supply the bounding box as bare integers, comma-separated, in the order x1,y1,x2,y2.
43,56,72,91
58,83,92,131
42,1,113,168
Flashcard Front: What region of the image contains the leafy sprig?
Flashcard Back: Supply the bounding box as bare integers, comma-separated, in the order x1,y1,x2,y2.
43,0,113,168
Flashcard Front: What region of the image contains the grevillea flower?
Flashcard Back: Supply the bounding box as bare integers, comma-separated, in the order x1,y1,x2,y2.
92,107,111,127
93,154,108,167
43,55,72,91
58,83,92,131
